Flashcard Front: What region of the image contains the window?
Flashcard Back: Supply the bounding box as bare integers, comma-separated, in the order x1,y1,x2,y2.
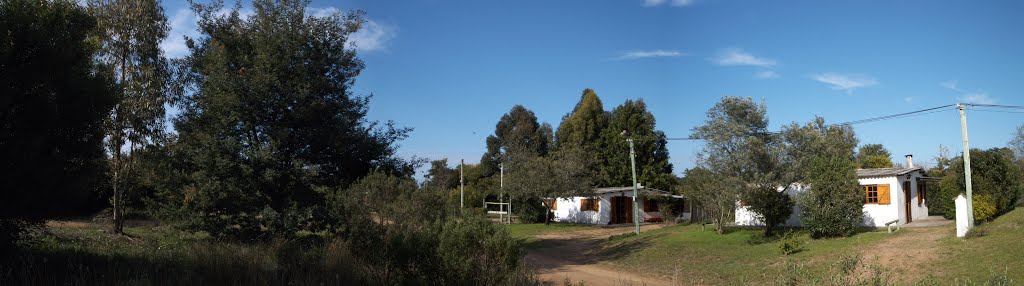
580,198,598,212
644,199,659,212
864,184,891,205
865,185,879,204
545,199,557,210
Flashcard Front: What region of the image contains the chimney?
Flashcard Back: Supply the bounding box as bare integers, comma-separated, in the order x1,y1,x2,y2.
905,154,913,168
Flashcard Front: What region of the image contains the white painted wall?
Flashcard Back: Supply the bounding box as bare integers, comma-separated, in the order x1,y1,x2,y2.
550,190,665,225
735,172,930,227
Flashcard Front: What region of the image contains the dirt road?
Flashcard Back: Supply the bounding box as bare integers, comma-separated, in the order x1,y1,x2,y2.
524,224,675,286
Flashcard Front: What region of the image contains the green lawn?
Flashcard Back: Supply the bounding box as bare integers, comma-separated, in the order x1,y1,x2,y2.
506,223,598,242
596,224,893,284
929,208,1024,283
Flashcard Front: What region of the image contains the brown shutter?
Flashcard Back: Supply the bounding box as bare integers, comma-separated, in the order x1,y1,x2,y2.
552,199,558,210
878,184,891,205
580,199,586,210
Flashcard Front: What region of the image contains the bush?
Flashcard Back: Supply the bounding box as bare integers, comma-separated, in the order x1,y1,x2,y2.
777,231,805,255
974,194,998,222
799,155,863,238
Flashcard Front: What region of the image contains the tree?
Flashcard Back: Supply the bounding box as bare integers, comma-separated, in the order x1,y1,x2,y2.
87,0,170,234
172,0,411,238
556,89,608,149
480,105,553,177
937,148,1022,221
505,147,595,224
856,144,893,169
422,159,459,191
680,167,736,234
1010,124,1024,172
692,96,791,236
1,0,117,247
927,145,952,178
602,99,675,191
781,117,861,238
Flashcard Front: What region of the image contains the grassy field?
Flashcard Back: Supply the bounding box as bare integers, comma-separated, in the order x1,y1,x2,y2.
512,209,1024,285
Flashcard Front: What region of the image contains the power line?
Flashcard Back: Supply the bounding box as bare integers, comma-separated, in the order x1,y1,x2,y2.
964,103,1024,110
831,104,955,126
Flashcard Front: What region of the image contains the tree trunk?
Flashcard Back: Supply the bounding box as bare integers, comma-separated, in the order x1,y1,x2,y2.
544,206,551,225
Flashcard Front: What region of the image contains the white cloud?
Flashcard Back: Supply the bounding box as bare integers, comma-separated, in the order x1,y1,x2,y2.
644,0,695,7
713,48,777,67
160,8,199,59
348,19,396,53
811,73,878,94
307,7,339,18
958,92,996,105
616,50,685,60
755,70,779,79
942,79,996,104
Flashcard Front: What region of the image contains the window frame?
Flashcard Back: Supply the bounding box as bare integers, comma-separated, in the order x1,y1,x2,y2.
580,198,598,212
865,184,880,204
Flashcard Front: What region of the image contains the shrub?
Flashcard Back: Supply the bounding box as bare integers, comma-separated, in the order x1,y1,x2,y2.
974,194,998,222
799,155,863,238
777,231,805,255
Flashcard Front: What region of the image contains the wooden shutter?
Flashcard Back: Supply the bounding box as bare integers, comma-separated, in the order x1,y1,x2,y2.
918,182,925,206
877,184,891,205
552,199,558,210
580,199,586,210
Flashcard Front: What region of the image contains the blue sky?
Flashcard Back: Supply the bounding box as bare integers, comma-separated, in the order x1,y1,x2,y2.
160,0,1024,179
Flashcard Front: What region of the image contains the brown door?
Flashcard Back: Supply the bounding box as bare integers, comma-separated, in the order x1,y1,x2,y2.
904,181,912,223
611,196,632,224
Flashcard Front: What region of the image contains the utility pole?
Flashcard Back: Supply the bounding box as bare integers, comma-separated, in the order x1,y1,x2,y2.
500,163,504,224
627,138,640,235
460,159,464,210
957,104,975,228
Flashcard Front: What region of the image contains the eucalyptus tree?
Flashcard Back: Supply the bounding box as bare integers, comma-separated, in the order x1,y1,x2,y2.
88,0,170,233
782,117,861,238
1,0,116,246
602,99,674,191
505,147,595,224
479,105,553,177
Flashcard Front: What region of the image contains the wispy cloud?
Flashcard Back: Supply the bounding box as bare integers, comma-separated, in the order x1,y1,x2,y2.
811,73,878,94
755,70,779,79
160,8,199,59
307,7,339,18
349,19,396,53
941,79,996,104
644,0,696,7
615,50,685,60
958,92,996,104
713,48,777,67
904,97,914,103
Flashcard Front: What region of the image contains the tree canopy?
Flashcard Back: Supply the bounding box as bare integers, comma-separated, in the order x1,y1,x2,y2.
1,0,117,246
603,99,675,191
170,0,411,238
480,105,553,177
856,143,894,169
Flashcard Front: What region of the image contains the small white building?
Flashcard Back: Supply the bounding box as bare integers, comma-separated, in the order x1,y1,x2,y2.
737,155,935,227
549,186,685,225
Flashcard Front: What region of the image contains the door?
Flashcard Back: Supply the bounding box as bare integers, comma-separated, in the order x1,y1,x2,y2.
611,196,632,224
904,181,912,223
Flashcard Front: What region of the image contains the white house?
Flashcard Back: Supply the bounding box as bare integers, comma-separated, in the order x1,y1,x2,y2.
736,155,935,227
549,186,686,225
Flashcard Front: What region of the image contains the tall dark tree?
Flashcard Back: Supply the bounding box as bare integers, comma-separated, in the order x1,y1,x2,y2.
87,0,171,234
422,159,459,191
505,147,595,224
1,0,117,247
172,0,410,238
603,99,674,191
856,143,894,169
556,88,608,150
480,105,553,177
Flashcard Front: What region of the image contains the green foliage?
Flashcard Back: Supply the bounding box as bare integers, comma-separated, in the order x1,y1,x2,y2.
422,159,460,191
973,194,997,222
506,147,595,223
0,0,117,247
800,155,863,238
603,99,675,191
679,167,736,234
693,96,791,236
169,1,413,239
480,105,553,177
88,0,171,233
777,230,805,255
856,144,894,168
556,88,609,152
937,148,1023,221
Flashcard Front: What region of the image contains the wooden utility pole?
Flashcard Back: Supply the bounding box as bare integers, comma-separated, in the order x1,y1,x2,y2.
627,138,640,235
460,159,464,209
957,104,975,228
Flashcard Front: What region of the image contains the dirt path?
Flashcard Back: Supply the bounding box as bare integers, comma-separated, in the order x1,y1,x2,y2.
524,224,675,286
861,225,951,283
